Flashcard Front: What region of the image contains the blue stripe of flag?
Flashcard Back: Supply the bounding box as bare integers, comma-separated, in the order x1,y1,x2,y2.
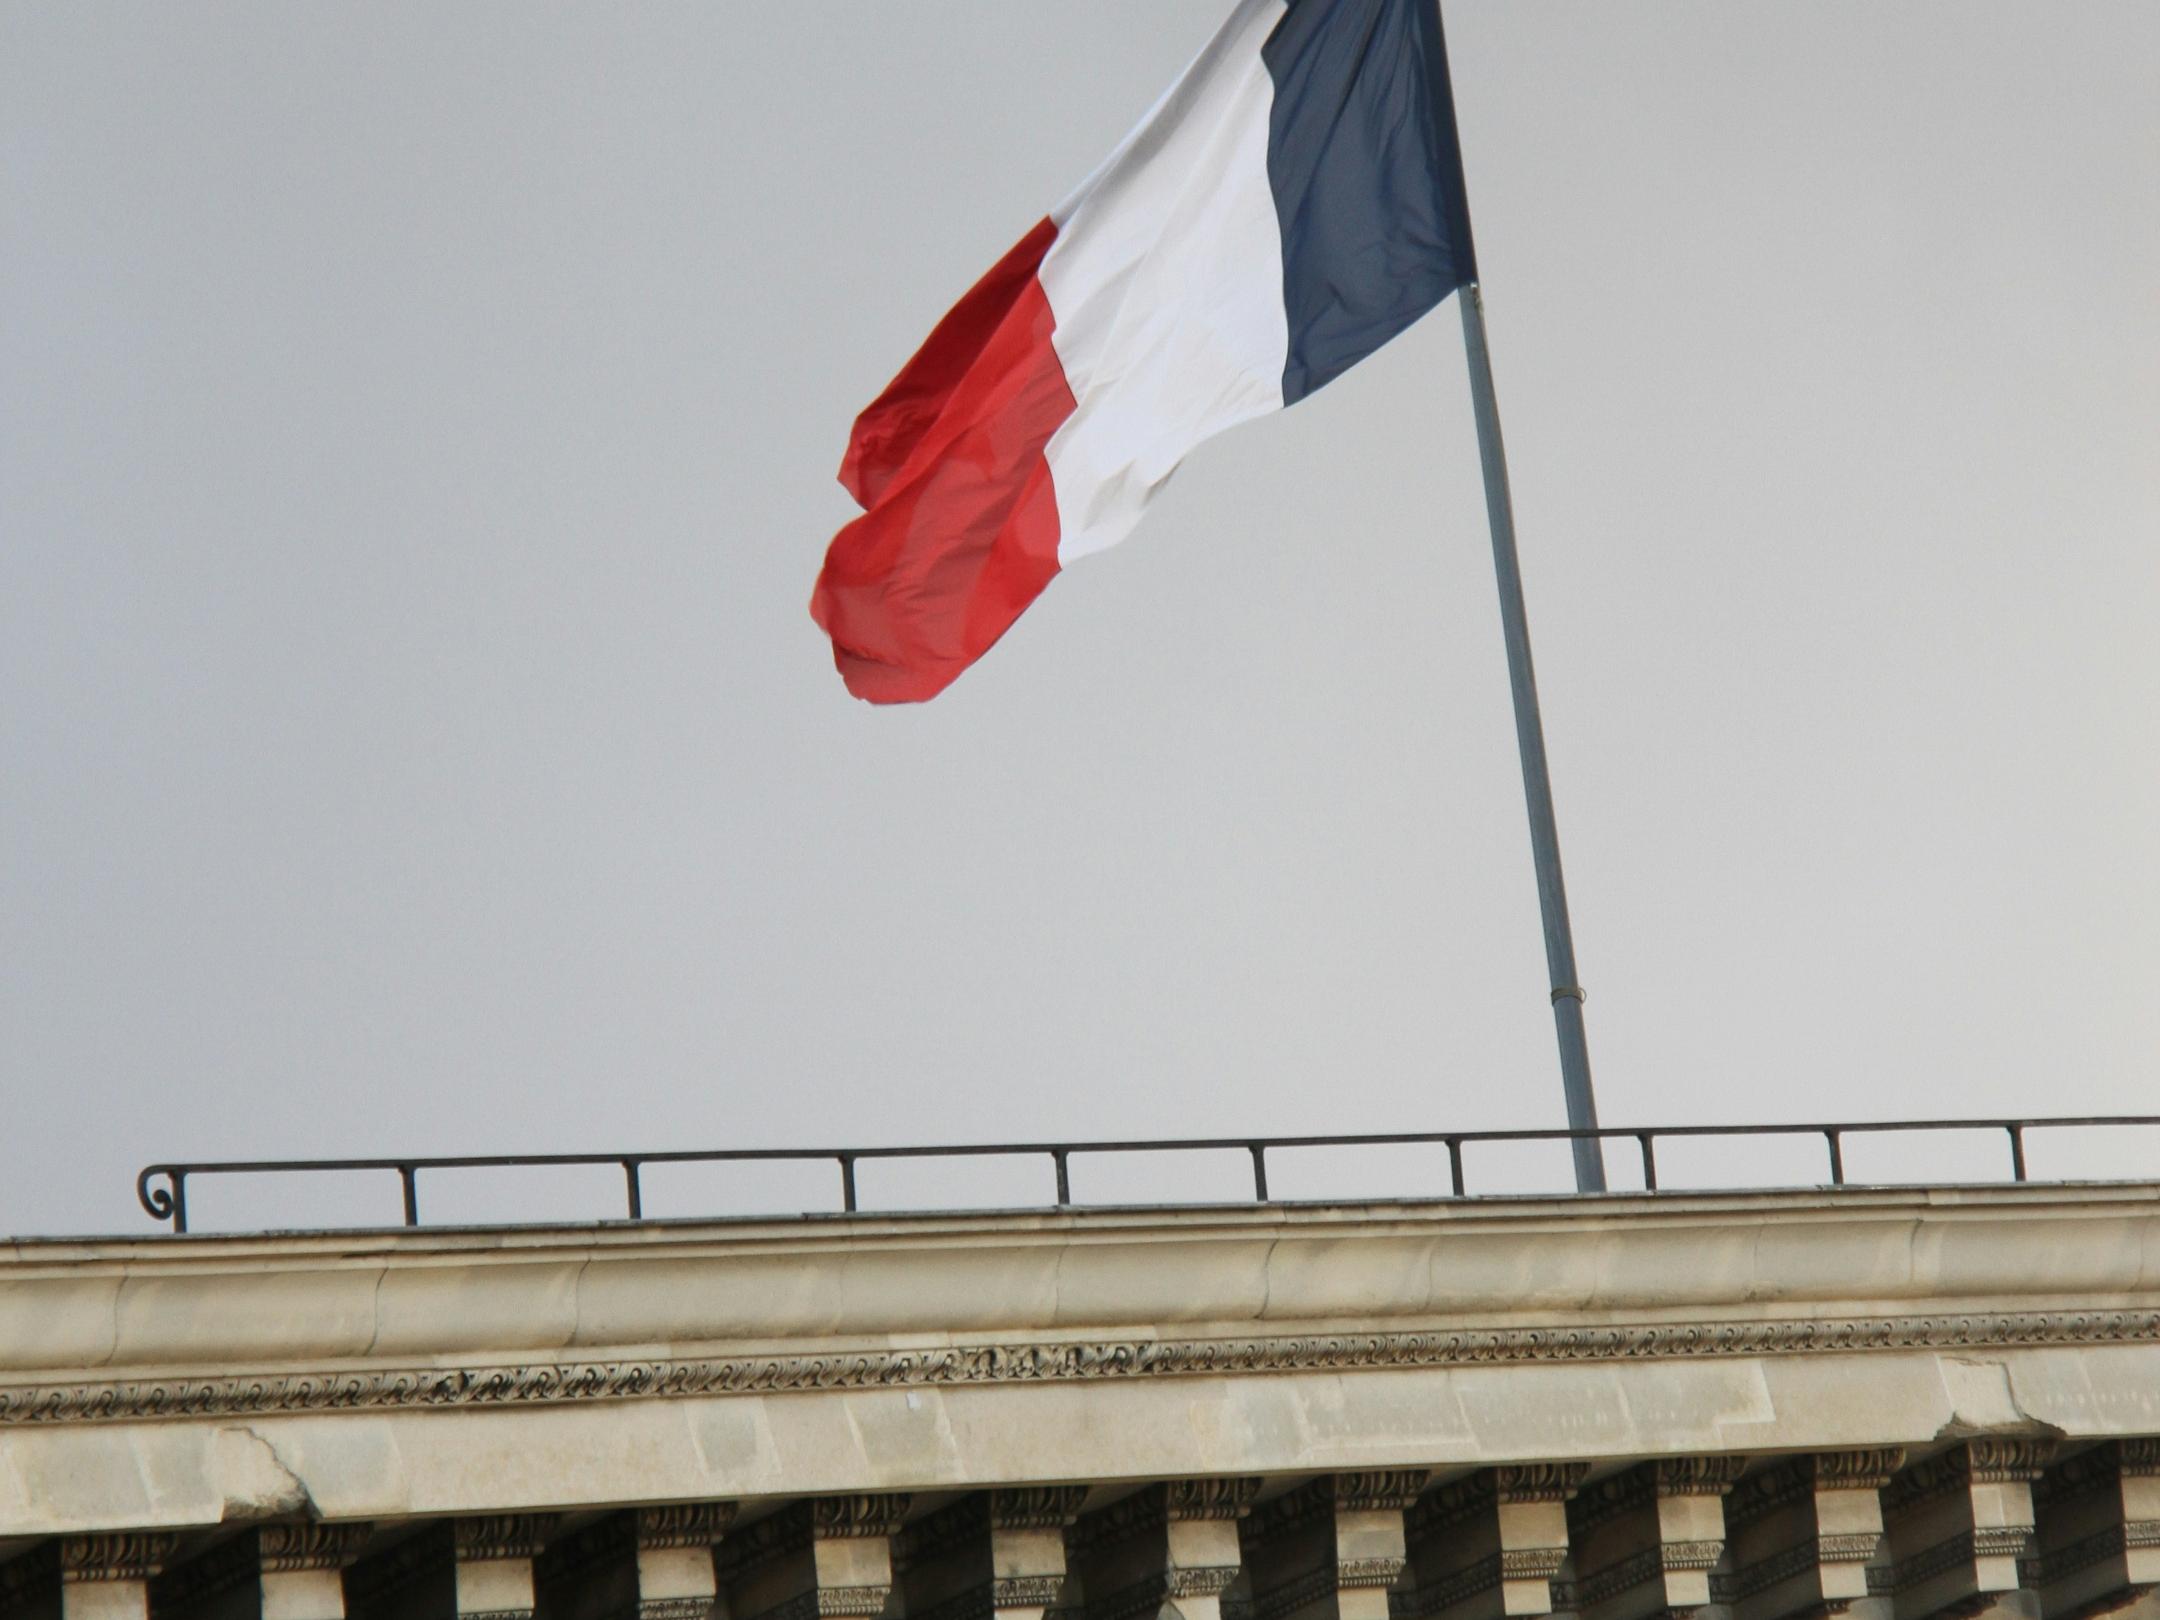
1263,0,1480,405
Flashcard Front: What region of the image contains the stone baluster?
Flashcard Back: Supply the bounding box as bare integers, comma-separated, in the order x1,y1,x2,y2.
1238,1473,1427,1620
0,1536,183,1620
1567,1459,1746,1620
345,1516,558,1620
152,1527,371,1620
1395,1465,1590,1620
892,1489,1087,1620
716,1498,912,1620
2025,1442,2160,1620
1065,1482,1260,1620
1712,1451,1903,1620
536,1506,737,1620
1873,1440,2055,1620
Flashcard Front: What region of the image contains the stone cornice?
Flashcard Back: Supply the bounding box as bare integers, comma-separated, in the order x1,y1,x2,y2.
10,1186,2160,1385
0,1308,2157,1429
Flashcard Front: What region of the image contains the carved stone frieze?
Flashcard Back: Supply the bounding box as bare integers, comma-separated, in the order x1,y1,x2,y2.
5,1310,2159,1429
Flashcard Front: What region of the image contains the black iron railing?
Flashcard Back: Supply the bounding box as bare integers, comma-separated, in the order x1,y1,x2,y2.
131,1115,2160,1234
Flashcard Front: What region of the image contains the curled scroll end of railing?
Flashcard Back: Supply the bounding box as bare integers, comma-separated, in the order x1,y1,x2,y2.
136,1167,185,1231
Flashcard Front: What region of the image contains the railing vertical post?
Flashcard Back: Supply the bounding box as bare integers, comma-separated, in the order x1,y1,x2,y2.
398,1165,419,1227
1825,1130,1846,1186
2008,1126,2028,1183
839,1155,859,1213
1052,1150,1071,1207
1250,1145,1270,1203
1446,1138,1466,1197
622,1159,643,1220
1636,1133,1657,1191
173,1173,189,1234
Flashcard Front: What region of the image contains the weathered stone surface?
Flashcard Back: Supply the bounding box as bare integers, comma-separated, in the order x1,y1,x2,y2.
0,1184,2158,1559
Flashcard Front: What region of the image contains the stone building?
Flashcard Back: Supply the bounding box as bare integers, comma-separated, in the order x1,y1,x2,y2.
3,1184,2158,1620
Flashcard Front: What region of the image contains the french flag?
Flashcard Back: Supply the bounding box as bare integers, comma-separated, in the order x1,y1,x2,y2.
812,0,1480,703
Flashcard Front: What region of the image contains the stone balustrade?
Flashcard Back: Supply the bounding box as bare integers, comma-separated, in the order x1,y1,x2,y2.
3,1185,2160,1620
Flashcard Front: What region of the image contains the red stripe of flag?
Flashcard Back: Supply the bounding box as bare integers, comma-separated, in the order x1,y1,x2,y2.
812,219,1076,704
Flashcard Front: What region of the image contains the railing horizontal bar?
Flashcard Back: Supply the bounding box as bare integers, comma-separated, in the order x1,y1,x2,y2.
132,1115,2160,1180
132,1116,2160,1232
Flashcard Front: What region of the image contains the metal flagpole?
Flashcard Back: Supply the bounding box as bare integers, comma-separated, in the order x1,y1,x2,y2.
1457,284,1608,1193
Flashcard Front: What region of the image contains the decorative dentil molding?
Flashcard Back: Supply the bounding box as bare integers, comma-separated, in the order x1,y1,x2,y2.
4,1310,2158,1430
630,1603,720,1620
745,1589,891,1620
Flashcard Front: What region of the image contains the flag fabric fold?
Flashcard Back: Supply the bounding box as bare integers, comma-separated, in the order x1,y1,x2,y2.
811,0,1479,703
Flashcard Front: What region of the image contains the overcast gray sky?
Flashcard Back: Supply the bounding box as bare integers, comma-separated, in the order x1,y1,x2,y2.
5,2,2157,1237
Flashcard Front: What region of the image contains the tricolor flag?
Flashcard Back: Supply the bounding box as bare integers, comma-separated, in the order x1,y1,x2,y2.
811,0,1480,703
